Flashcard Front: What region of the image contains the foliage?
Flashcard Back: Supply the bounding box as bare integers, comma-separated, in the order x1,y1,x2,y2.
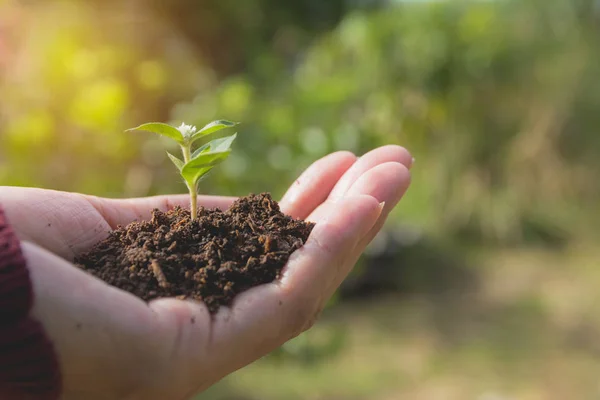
2,0,600,395
173,0,600,243
1,0,599,237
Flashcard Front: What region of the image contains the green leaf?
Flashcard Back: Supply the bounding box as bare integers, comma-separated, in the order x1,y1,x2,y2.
166,152,184,171
190,120,238,143
192,133,238,159
126,122,184,144
181,150,232,187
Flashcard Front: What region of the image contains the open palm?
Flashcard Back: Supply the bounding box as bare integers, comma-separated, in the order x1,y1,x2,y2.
0,145,412,400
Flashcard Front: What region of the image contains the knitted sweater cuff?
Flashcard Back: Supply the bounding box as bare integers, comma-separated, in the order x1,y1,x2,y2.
0,205,61,399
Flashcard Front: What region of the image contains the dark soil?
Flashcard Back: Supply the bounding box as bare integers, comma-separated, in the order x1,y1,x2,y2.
75,193,314,313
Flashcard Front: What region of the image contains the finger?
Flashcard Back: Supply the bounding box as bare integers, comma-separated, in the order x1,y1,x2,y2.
307,161,410,223
145,195,384,394
346,162,411,252
280,194,383,304
327,145,413,201
84,194,237,229
304,162,410,296
279,151,357,219
214,195,383,374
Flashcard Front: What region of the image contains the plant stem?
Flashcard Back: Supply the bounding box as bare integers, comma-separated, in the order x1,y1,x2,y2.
181,143,198,220
189,182,198,220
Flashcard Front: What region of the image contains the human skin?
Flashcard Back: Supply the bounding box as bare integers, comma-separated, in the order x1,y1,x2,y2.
0,145,412,400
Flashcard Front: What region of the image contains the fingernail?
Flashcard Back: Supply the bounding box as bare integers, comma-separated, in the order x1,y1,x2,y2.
411,157,416,168
377,201,386,217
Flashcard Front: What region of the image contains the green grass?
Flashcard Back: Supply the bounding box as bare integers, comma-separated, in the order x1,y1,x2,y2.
196,241,600,400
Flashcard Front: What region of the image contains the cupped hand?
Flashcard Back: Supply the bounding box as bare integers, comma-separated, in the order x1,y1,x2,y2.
0,145,412,400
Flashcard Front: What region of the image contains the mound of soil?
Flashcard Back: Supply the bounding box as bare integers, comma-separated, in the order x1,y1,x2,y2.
75,193,314,313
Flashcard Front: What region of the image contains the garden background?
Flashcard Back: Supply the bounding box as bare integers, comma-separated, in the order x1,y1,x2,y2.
1,0,600,399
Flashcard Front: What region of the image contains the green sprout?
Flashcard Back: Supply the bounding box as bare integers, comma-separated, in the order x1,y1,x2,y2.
126,120,238,220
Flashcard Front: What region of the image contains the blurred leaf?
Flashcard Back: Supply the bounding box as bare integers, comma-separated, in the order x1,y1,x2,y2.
137,60,167,91
5,110,55,148
220,78,253,115
69,79,129,130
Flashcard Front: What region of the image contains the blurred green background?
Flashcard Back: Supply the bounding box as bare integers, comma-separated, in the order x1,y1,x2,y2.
2,0,600,398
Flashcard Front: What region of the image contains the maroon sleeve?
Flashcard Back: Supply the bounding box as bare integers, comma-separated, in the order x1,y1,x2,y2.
0,206,61,400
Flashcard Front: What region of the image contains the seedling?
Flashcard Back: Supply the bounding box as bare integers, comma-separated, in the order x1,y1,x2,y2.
126,120,238,220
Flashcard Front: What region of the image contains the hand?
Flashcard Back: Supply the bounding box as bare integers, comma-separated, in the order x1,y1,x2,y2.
0,145,412,400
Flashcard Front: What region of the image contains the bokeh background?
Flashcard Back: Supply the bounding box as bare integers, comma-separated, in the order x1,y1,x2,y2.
2,0,600,398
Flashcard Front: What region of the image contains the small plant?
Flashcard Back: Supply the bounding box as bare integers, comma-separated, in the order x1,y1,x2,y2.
126,120,238,220
78,119,313,314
